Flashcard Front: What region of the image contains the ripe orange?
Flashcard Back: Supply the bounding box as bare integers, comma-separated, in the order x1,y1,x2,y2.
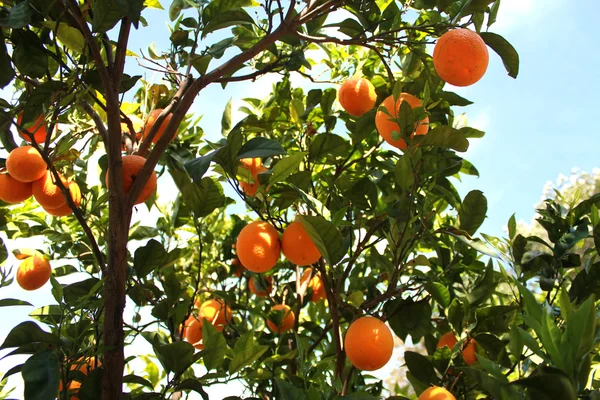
418,386,456,400
59,357,101,399
106,155,157,205
198,299,232,332
375,93,429,150
240,158,262,173
239,165,268,197
16,253,51,291
300,268,326,302
232,258,244,278
236,221,281,273
338,77,377,117
183,314,204,350
249,275,273,297
6,146,47,183
44,181,82,217
433,28,489,87
33,171,68,209
0,173,32,203
142,109,174,144
437,332,458,350
17,112,48,144
282,220,321,266
462,338,477,365
267,304,295,333
344,316,393,371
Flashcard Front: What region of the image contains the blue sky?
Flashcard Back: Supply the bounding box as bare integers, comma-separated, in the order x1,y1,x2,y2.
2,0,599,397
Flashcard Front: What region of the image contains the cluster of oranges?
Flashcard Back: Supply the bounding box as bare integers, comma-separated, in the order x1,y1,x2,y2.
338,28,488,151
227,215,329,334
1,144,82,217
182,298,233,350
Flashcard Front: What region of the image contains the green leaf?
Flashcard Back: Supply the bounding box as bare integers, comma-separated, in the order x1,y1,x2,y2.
202,0,255,37
509,324,524,360
1,322,62,349
185,151,216,183
515,280,542,322
462,0,495,14
404,351,439,385
269,152,305,185
0,1,31,28
175,379,209,400
22,349,59,400
0,298,33,307
134,239,167,278
395,154,414,191
275,378,307,400
554,222,589,258
0,31,14,88
229,333,269,374
418,126,469,152
92,0,125,33
169,0,184,20
385,298,433,342
512,366,577,400
458,190,487,235
201,322,227,371
186,177,225,217
203,10,254,36
123,374,154,388
298,215,344,266
154,341,195,374
440,91,473,106
566,294,596,365
447,298,466,332
480,32,520,79
222,98,233,136
424,282,450,308
42,22,85,53
397,99,414,139
508,213,517,240
308,133,350,162
236,137,286,159
11,30,48,79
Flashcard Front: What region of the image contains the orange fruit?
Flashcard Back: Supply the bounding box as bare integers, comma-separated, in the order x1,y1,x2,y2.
0,173,32,203
240,158,262,173
433,28,489,87
282,220,321,266
344,316,393,371
240,165,268,197
106,155,157,205
182,314,204,350
59,357,101,399
267,304,295,333
249,275,273,297
437,332,458,350
142,109,174,144
16,253,51,291
338,77,377,117
462,338,477,365
375,93,429,150
17,112,48,144
300,268,326,302
6,146,47,183
232,258,244,278
33,171,68,209
44,181,82,217
236,221,281,273
198,299,232,331
418,386,456,400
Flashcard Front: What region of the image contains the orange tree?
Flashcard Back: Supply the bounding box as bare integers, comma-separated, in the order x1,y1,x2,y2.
1,0,599,399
